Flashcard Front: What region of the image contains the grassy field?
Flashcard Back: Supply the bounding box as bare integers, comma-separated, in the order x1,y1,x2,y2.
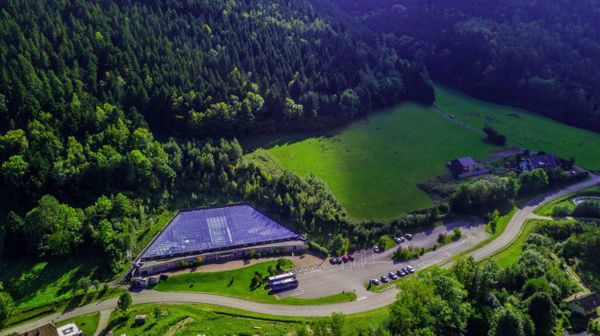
106,303,389,336
57,312,100,336
435,85,600,170
488,219,543,268
247,103,497,221
154,259,356,305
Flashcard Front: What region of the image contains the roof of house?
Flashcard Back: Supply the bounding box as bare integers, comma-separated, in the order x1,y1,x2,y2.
21,323,59,336
529,154,560,169
455,157,477,167
566,292,600,312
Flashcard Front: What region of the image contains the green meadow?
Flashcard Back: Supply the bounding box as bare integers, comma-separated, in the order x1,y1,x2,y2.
249,103,497,221
435,85,600,170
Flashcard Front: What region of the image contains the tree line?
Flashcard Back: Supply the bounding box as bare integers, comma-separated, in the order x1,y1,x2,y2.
331,0,600,133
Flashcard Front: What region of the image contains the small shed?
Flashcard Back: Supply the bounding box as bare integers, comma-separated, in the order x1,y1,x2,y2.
449,157,479,174
135,315,147,325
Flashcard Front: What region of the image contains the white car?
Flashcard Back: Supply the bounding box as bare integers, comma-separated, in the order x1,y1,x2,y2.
406,265,415,273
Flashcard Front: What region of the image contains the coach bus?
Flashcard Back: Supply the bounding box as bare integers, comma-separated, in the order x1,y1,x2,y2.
267,272,295,285
270,277,299,291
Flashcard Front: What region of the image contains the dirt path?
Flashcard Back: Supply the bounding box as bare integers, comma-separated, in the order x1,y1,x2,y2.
93,310,111,336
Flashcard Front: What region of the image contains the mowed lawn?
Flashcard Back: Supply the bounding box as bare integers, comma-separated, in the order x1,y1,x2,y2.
255,103,497,221
435,85,600,170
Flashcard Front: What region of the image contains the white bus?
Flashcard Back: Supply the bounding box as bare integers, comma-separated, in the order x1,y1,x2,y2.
270,277,299,291
267,272,295,285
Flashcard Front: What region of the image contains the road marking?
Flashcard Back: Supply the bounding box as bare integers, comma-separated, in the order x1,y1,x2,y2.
356,296,367,301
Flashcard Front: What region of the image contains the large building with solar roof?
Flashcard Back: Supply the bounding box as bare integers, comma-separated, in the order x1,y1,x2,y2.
133,204,306,276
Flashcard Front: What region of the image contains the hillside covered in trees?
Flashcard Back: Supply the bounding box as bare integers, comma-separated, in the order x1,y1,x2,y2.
331,0,600,132
0,0,435,273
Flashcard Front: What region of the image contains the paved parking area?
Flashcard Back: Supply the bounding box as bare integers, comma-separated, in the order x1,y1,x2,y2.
278,217,487,299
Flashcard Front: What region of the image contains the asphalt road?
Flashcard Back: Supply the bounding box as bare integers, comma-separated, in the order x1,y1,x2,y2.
469,174,600,262
2,176,599,335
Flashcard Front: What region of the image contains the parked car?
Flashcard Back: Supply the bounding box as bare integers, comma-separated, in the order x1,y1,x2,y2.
380,276,389,283
341,255,349,263
406,265,415,273
330,257,342,265
389,272,398,280
371,279,380,286
373,246,380,253
393,236,405,244
397,269,406,277
347,254,354,261
405,234,413,240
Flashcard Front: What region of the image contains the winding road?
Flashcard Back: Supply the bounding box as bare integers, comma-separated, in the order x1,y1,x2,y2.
2,175,599,335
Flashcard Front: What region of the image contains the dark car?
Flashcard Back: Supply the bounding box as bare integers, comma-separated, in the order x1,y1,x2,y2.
347,254,354,261
396,269,406,277
373,246,380,253
380,276,389,283
341,255,349,263
389,272,398,280
371,278,380,286
405,234,413,240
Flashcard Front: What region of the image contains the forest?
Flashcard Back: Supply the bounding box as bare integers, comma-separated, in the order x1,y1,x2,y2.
0,0,436,273
331,0,600,132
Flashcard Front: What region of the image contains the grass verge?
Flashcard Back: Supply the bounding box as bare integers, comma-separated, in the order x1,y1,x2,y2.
487,219,543,268
105,303,389,336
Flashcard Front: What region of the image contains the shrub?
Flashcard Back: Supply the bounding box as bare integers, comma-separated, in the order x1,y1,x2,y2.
308,241,329,256
573,201,600,218
551,204,571,218
392,246,421,261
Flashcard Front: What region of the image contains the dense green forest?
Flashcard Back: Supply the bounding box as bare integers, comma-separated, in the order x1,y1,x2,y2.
331,0,600,132
0,0,437,273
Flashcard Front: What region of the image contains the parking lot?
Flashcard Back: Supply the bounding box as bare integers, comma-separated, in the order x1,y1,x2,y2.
278,217,488,299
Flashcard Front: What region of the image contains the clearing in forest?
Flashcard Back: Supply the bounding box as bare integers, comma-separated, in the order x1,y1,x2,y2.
247,103,496,221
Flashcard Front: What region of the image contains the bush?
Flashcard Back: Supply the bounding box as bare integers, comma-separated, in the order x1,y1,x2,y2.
392,246,421,261
552,204,571,218
573,201,600,218
452,228,462,241
308,241,329,257
484,125,506,145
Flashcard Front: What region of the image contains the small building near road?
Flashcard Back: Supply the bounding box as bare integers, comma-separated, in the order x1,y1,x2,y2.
56,323,82,336
519,153,561,172
564,292,600,317
448,157,490,179
450,157,479,174
135,315,147,325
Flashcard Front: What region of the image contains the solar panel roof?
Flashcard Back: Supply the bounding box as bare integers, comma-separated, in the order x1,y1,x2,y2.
140,204,300,260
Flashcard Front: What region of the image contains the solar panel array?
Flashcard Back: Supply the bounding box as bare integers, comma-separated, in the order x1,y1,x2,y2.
140,205,300,260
